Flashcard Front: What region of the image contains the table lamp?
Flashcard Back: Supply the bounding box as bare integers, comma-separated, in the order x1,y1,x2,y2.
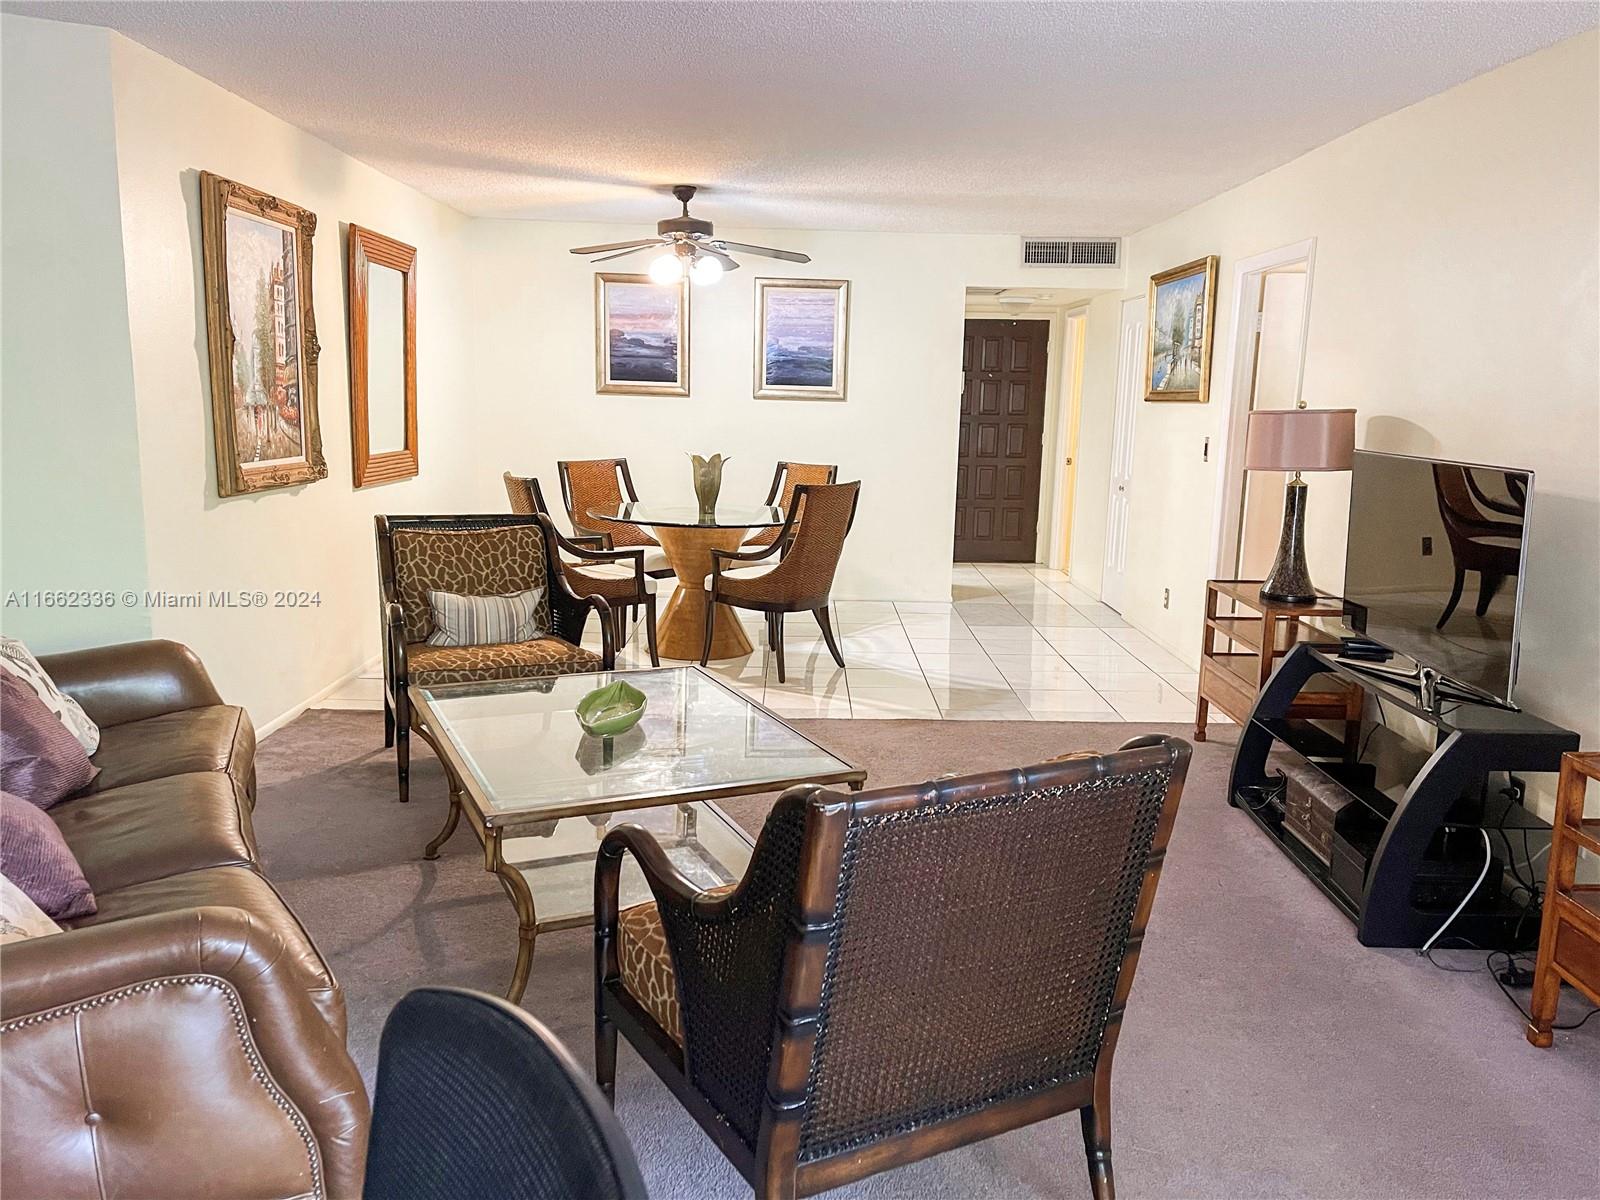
1244,402,1356,604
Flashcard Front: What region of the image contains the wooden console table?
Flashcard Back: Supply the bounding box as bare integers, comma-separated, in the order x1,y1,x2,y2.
1527,751,1600,1046
1196,580,1359,742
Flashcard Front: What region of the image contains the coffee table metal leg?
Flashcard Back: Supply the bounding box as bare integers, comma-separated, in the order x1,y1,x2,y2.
423,781,462,859
489,828,538,1005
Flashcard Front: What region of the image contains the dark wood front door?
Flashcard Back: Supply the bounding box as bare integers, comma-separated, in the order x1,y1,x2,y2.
953,319,1049,562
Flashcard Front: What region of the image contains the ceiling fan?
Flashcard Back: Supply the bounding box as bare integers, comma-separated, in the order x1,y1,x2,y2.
569,185,810,286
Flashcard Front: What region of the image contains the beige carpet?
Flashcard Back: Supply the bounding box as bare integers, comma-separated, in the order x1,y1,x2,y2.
257,711,1598,1200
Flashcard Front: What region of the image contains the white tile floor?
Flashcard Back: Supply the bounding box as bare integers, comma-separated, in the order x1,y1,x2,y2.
319,563,1221,725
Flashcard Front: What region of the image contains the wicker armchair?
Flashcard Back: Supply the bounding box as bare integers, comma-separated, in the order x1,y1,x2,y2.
505,473,659,665
745,461,838,551
703,481,859,682
557,458,672,576
595,735,1192,1200
375,514,615,803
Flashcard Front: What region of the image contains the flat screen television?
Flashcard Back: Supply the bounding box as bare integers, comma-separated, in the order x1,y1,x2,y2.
1342,450,1532,705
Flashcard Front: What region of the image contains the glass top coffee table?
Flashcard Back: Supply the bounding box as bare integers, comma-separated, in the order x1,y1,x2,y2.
410,666,865,1002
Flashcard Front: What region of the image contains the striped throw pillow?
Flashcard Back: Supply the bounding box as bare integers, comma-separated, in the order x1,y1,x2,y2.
425,587,546,647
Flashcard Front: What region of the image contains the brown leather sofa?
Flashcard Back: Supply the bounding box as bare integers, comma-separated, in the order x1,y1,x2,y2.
0,640,369,1200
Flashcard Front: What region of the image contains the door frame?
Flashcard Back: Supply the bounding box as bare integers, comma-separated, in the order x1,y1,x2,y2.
1047,312,1087,569
1101,295,1146,613
961,298,1089,567
1206,238,1318,577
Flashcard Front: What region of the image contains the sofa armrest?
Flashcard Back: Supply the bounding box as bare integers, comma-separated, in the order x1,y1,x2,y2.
1,907,370,1199
37,639,226,727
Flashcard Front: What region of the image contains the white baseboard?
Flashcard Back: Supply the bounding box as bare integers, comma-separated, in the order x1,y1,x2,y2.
257,655,381,738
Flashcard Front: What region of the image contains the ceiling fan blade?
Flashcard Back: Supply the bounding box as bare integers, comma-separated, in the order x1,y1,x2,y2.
590,245,663,264
695,245,740,272
569,238,663,256
712,240,811,264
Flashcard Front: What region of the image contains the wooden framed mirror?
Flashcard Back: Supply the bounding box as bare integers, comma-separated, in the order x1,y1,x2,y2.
347,224,417,486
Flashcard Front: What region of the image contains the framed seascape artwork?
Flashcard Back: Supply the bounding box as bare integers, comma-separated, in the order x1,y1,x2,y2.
199,172,327,496
754,278,849,400
594,273,690,396
1145,255,1219,403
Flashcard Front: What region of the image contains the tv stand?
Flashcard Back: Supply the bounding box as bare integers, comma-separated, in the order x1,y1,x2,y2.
1229,643,1579,948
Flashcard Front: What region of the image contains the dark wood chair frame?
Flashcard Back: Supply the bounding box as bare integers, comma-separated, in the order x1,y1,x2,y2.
505,473,659,665
754,461,840,556
702,482,859,683
375,513,615,803
594,735,1191,1200
1431,464,1523,629
556,458,675,580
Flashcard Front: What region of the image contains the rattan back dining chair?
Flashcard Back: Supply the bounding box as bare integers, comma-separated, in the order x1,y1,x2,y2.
375,514,614,802
702,481,859,682
595,735,1192,1200
365,987,646,1200
556,459,671,577
505,472,659,665
745,461,838,551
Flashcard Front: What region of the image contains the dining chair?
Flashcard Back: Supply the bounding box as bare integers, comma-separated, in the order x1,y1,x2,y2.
594,735,1193,1200
745,461,838,552
556,458,673,577
365,987,646,1200
375,514,615,803
1431,464,1523,629
505,473,659,665
702,481,859,682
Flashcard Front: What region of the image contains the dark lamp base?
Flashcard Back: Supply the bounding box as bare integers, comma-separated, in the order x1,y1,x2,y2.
1261,476,1319,606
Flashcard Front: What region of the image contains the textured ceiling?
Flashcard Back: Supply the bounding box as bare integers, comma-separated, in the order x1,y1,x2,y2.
7,1,1594,234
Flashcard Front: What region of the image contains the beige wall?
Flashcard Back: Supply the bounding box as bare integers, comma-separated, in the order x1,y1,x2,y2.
1088,31,1598,769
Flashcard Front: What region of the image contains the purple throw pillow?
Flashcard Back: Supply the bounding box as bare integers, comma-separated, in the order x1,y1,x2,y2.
1,668,98,808
1,789,96,920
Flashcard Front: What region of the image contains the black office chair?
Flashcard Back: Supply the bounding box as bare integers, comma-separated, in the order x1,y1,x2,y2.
364,987,647,1200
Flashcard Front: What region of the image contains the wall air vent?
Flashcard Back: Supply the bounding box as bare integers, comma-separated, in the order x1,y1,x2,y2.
1021,236,1121,267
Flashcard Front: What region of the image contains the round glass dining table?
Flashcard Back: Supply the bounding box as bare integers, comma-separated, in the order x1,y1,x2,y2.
588,502,786,660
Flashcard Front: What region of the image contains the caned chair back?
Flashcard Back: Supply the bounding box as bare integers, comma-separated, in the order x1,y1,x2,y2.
364,988,646,1200
747,461,838,548
717,482,858,610
663,736,1190,1166
377,515,554,645
558,458,656,548
504,472,551,516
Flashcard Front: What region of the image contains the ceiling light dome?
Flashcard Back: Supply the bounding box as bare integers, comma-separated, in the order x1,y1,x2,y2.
690,255,724,286
648,253,684,284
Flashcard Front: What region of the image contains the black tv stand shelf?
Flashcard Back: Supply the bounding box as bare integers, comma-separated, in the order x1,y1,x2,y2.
1229,644,1579,948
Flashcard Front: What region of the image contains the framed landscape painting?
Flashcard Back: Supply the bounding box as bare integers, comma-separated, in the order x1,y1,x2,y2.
754,278,849,401
1145,255,1219,403
199,172,327,496
594,273,690,396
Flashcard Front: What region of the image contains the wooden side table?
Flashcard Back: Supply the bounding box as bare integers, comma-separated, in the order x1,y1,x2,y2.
1527,751,1600,1046
1196,580,1359,742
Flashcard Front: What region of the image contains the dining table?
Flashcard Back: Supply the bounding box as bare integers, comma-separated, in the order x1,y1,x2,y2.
588,501,785,660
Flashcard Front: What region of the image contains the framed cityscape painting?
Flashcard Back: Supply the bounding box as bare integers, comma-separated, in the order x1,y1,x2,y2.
199,172,327,496
1145,255,1219,403
594,273,690,396
754,278,849,401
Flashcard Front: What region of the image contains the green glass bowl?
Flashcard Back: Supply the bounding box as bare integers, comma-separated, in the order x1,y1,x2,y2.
575,680,648,737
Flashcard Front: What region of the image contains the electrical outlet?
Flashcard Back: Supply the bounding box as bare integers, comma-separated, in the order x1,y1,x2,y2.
1421,536,1433,556
1163,588,1170,609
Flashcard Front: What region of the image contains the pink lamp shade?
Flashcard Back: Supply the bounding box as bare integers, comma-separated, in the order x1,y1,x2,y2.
1244,407,1356,472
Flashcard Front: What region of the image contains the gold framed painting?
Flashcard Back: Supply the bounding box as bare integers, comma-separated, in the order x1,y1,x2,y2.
754,277,850,401
1145,255,1219,403
199,171,327,496
594,273,690,396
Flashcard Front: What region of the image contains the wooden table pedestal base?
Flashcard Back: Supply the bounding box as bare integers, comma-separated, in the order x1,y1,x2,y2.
654,525,755,660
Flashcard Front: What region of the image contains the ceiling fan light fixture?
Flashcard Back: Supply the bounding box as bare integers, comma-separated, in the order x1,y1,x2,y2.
647,252,684,285
690,254,724,286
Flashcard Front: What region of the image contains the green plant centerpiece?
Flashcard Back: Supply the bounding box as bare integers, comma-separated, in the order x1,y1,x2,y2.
575,679,648,737
690,452,728,520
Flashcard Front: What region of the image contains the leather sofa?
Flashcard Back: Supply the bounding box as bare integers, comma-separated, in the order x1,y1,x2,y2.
0,640,369,1199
